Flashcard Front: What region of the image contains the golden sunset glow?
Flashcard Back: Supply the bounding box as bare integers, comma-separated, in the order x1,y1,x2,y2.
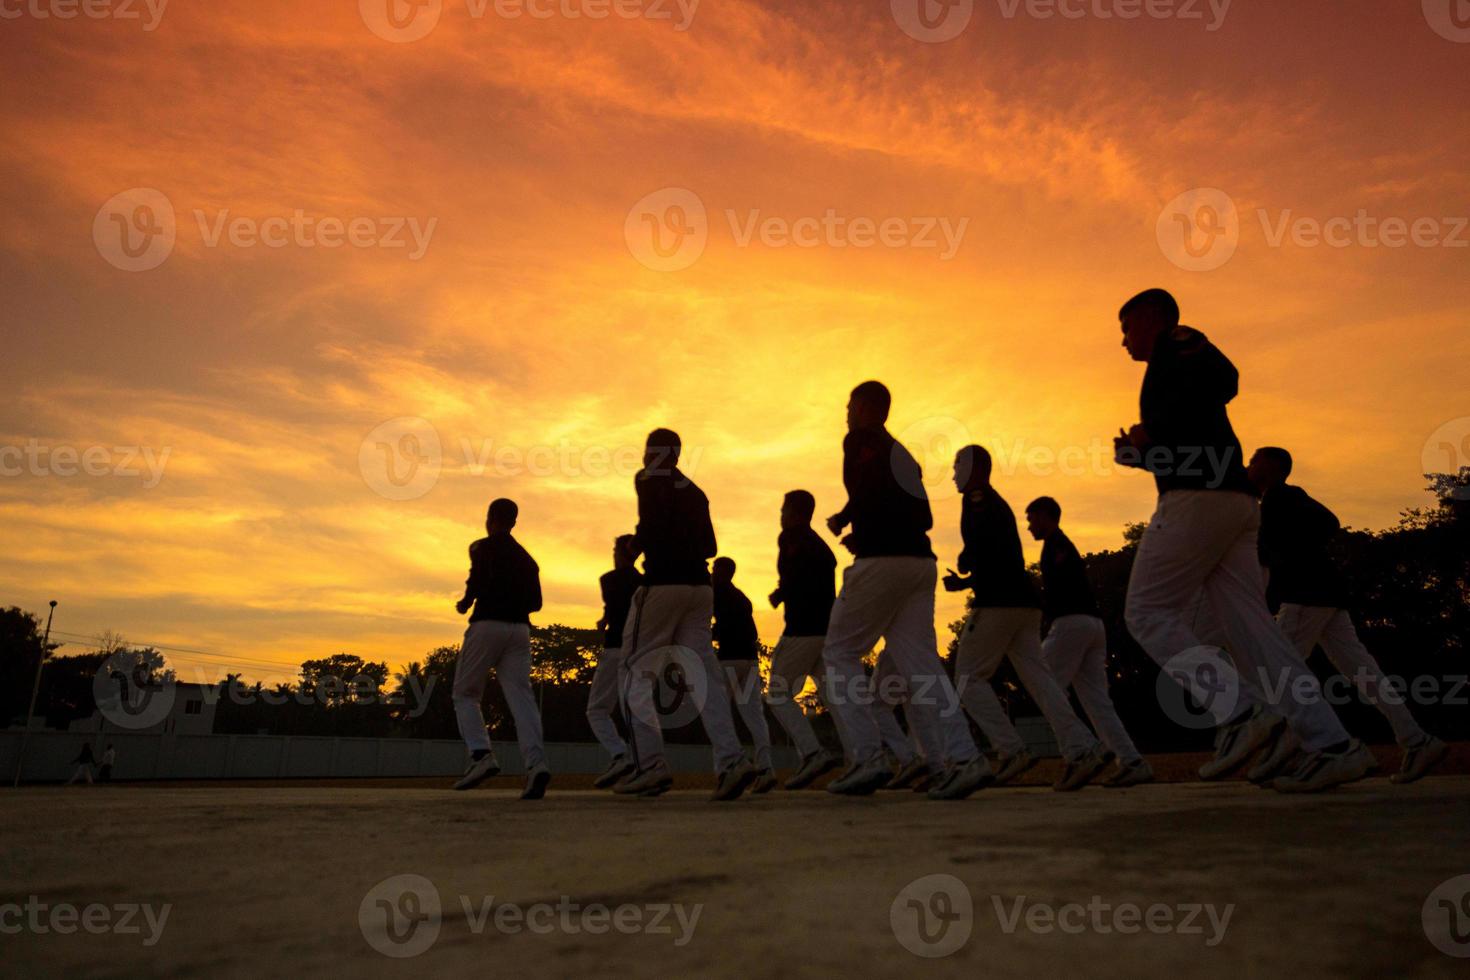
2,0,1466,682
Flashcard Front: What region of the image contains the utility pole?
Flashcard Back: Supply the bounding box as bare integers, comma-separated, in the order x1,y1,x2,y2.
12,601,57,788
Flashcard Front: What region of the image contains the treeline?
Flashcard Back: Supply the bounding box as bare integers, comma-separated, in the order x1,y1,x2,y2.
4,477,1464,749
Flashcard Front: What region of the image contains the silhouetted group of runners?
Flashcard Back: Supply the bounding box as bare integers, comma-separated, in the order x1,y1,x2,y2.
448,289,1447,801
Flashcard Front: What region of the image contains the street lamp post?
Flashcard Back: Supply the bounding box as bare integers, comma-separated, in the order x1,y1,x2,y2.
12,601,57,788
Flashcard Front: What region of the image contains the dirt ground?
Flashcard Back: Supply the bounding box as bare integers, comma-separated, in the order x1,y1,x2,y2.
3,765,1468,979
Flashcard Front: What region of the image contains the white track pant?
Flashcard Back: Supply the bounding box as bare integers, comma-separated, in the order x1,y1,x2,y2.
874,650,928,765
1042,615,1144,766
821,557,976,767
766,635,833,759
585,647,628,759
453,620,547,769
1125,490,1349,752
619,584,744,773
723,659,773,770
956,607,1100,761
1277,604,1428,748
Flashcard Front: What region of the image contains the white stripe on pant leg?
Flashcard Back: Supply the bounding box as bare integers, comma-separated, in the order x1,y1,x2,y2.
494,626,547,770
1004,609,1100,761
766,635,823,758
620,585,684,769
1065,616,1144,766
1124,491,1257,727
585,647,629,758
873,652,921,764
955,609,1026,757
725,659,773,770
452,620,502,754
882,558,977,765
820,559,898,765
1308,607,1426,747
673,585,745,773
1202,497,1349,751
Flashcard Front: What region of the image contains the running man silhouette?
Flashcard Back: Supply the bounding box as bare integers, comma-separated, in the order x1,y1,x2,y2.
1248,447,1447,784
765,490,845,789
613,428,757,801
820,381,992,799
587,534,642,789
711,556,778,793
943,446,1109,791
1114,289,1372,792
1024,495,1153,787
451,498,551,799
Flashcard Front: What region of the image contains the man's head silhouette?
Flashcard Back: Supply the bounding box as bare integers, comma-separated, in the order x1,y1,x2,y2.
1119,288,1181,362
953,444,992,494
847,381,891,432
781,490,816,531
485,497,518,535
712,555,736,587
1024,496,1062,541
1248,446,1293,493
644,427,681,474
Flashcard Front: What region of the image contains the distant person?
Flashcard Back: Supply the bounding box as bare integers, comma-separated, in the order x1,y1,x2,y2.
98,743,117,783
66,742,95,785
613,428,756,801
943,447,1108,792
451,498,551,800
820,381,991,799
1248,447,1447,784
587,534,642,789
1024,496,1153,787
711,557,777,793
765,490,844,789
1114,288,1371,792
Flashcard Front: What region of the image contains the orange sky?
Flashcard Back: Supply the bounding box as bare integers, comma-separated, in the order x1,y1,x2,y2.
1,0,1466,684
